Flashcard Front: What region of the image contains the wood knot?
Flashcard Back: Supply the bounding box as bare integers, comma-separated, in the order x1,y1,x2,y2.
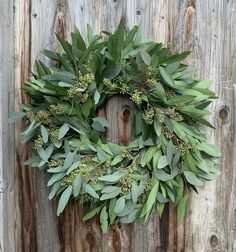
136,10,141,15
122,106,131,123
219,106,229,123
210,234,219,248
111,227,122,252
85,231,96,250
184,5,195,38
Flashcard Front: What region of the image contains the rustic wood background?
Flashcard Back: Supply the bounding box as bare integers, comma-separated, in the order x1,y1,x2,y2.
1,0,236,251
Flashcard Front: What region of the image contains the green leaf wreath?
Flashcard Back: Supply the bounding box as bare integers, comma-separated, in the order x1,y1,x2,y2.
10,22,221,232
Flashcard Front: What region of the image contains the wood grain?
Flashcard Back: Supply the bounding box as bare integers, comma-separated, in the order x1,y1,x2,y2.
0,1,16,251
1,0,236,251
168,1,236,251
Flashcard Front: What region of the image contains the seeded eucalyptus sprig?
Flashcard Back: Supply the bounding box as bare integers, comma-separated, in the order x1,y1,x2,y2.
9,21,221,232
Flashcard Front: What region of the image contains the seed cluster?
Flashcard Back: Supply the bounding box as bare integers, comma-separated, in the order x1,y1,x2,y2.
144,179,152,193
167,108,183,122
178,161,185,174
49,129,60,142
131,90,142,104
165,87,176,99
49,105,63,115
114,76,130,93
67,72,95,98
27,111,51,124
61,156,96,186
146,66,160,80
162,125,174,139
177,142,192,156
48,159,64,168
120,174,133,195
78,72,95,89
121,149,134,160
103,78,116,91
79,194,93,205
142,108,155,124
142,107,165,124
34,136,44,149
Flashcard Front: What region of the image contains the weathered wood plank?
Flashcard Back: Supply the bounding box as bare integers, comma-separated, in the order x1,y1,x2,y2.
30,1,63,251
168,1,236,251
1,0,236,251
0,1,16,251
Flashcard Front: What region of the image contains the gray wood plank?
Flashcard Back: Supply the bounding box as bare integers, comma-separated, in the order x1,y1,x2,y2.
168,1,236,251
0,0,17,251
1,0,236,251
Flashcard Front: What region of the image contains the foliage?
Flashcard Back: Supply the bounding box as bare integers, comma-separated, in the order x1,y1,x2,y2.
9,21,221,232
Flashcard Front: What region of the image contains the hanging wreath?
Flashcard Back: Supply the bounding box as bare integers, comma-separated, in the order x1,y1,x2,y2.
10,22,221,232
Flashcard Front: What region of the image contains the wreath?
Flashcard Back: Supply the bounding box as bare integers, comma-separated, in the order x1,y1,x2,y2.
10,22,221,232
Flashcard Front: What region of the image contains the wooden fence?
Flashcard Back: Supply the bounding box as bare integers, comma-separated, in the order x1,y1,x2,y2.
0,0,236,251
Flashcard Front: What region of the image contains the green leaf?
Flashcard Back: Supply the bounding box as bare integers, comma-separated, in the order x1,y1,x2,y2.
184,171,204,187
100,187,121,200
83,206,102,221
141,146,156,167
58,81,73,87
67,161,80,175
177,195,189,221
167,95,194,105
172,120,186,140
63,152,75,169
47,172,65,186
152,150,162,170
92,117,109,132
166,141,174,165
56,34,74,60
45,144,54,160
97,147,109,163
103,63,122,79
142,181,159,216
194,80,213,89
43,49,59,61
159,66,174,86
57,186,73,216
114,197,126,214
154,119,162,136
154,169,177,181
109,198,117,224
37,148,49,162
58,123,70,139
108,142,123,155
72,26,87,51
140,50,151,65
131,184,144,203
166,61,180,74
40,125,48,143
176,176,184,203
86,24,93,43
8,111,26,123
196,143,221,157
157,156,168,169
101,186,121,194
48,182,61,200
57,54,75,73
156,202,165,217
154,81,167,101
98,172,124,183
43,71,77,83
111,155,123,166
94,90,100,105
83,183,99,199
73,174,82,197
100,206,109,233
